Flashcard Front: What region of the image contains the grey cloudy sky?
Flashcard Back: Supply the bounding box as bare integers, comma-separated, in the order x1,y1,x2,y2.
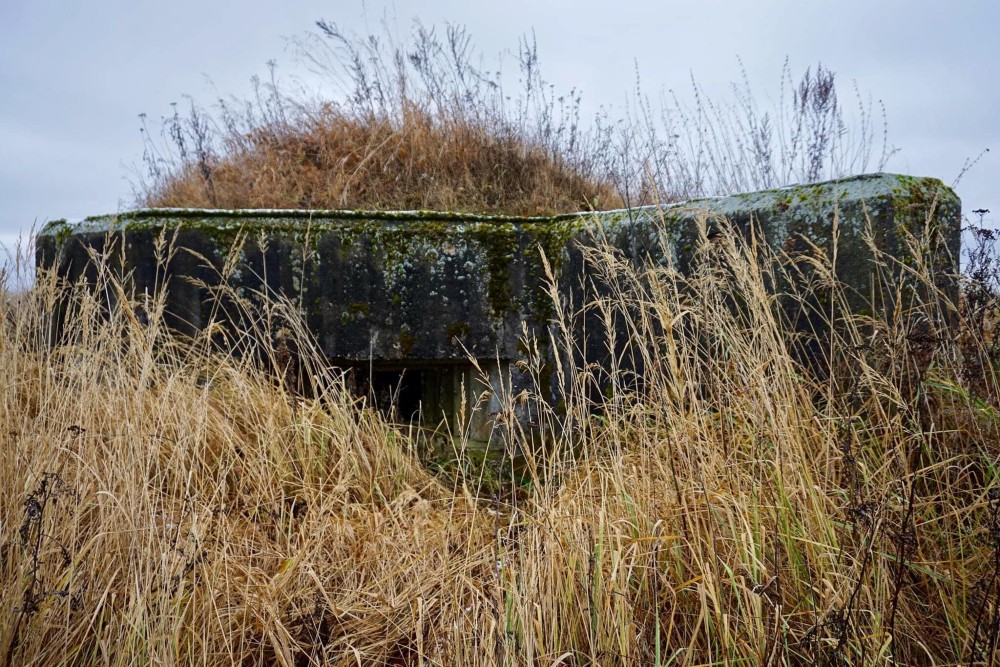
1,0,997,259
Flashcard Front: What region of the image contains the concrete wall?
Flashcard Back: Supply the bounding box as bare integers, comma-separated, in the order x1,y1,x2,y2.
36,172,961,446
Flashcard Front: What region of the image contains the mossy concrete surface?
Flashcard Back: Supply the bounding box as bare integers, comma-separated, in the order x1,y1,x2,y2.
36,172,961,444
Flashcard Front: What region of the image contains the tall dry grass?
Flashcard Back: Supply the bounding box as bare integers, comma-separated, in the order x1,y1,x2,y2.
136,22,892,214
4,197,1000,665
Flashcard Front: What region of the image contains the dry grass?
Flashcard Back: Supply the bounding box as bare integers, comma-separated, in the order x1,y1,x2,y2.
4,200,1000,665
8,19,983,665
147,103,619,215
139,24,623,216
136,22,891,214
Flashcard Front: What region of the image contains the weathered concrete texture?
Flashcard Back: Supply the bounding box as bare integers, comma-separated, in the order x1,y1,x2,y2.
36,172,961,445
38,208,586,362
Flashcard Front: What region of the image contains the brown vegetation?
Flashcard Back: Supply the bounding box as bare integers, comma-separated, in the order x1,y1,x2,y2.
147,102,619,215
4,200,1000,663
137,22,891,214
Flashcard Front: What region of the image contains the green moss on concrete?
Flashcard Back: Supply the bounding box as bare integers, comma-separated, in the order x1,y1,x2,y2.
347,302,369,317
890,175,951,234
399,329,416,356
37,172,960,360
42,219,74,246
446,321,471,340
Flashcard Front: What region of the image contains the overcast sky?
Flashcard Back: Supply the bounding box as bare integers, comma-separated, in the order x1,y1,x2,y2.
2,0,997,261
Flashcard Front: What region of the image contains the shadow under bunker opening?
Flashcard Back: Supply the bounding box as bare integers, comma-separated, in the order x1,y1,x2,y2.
340,360,507,447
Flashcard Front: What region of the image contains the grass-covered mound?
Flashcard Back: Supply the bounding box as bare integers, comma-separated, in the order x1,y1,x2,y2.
139,23,622,215
137,21,892,215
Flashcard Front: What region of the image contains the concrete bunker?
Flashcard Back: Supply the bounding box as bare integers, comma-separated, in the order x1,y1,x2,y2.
36,173,961,447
